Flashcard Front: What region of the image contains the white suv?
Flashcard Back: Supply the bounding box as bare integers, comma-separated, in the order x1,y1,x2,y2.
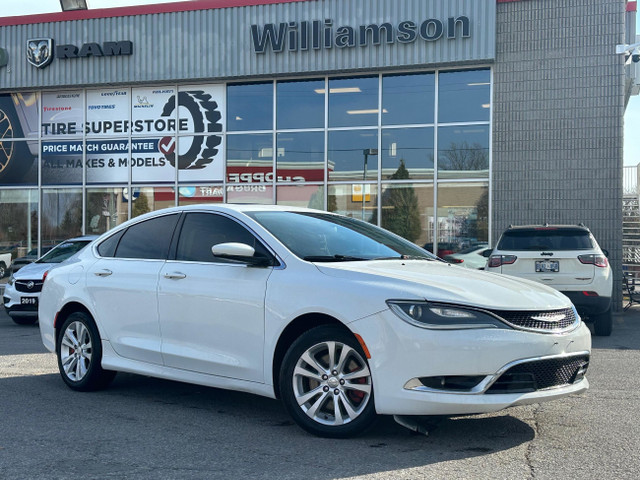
487,225,613,336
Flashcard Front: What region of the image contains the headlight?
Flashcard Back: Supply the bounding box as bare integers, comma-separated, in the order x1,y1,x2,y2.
7,275,15,286
386,300,510,330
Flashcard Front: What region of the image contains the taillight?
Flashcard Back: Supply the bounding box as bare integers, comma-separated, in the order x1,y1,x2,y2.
578,254,608,268
449,259,464,264
582,291,599,297
488,255,517,268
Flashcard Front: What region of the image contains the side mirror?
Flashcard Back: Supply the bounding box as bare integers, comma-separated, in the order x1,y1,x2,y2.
211,242,272,267
482,249,493,258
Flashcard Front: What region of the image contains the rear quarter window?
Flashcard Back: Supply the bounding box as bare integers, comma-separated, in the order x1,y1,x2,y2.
497,229,594,251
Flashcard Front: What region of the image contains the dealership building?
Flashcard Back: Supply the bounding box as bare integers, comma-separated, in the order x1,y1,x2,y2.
0,0,637,304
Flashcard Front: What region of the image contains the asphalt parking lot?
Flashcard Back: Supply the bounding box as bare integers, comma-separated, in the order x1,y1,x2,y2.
1,306,639,480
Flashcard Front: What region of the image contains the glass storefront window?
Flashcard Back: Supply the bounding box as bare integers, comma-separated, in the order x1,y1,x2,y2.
86,188,128,234
380,183,433,248
327,183,378,223
131,86,178,137
328,76,379,128
0,189,38,282
276,184,325,209
178,185,224,205
42,189,83,246
438,69,491,124
227,82,273,131
276,132,324,183
277,79,325,130
86,88,130,137
381,127,434,180
0,141,37,186
226,133,273,183
328,130,378,182
436,182,489,255
437,125,489,179
227,184,273,204
131,137,176,184
130,187,176,217
382,73,435,126
41,91,83,138
86,138,130,184
177,135,225,183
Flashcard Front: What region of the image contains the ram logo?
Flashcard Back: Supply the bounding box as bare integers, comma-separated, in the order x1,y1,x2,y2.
27,38,54,68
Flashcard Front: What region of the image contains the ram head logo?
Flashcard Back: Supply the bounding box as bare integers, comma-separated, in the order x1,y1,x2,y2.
26,38,54,68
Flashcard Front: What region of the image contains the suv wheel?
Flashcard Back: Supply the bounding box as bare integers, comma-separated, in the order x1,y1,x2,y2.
591,308,612,337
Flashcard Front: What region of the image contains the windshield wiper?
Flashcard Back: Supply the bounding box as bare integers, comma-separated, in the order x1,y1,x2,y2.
303,255,369,262
373,255,436,261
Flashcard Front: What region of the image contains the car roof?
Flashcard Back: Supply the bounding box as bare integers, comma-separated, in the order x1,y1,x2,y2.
504,224,590,232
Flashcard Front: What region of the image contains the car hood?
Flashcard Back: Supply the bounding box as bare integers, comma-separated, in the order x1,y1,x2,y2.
315,259,571,311
12,262,55,280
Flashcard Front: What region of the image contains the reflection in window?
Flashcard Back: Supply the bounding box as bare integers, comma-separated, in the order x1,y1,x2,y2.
276,132,324,183
328,130,378,181
0,189,38,275
0,141,37,186
226,133,273,183
379,183,433,247
328,76,379,127
0,92,39,141
436,182,489,254
277,185,325,209
42,189,83,246
227,185,273,204
438,69,490,123
227,82,273,131
327,183,378,223
382,73,435,125
277,79,325,129
86,138,130,184
381,127,434,180
86,188,128,234
130,187,176,217
437,125,489,179
178,185,224,205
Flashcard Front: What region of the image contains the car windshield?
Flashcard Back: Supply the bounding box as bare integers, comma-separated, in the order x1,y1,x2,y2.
497,229,594,251
36,241,91,264
247,211,436,262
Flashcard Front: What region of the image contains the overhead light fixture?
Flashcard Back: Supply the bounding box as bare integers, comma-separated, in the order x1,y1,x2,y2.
467,82,490,86
346,109,388,115
314,87,362,94
59,0,88,11
482,104,491,109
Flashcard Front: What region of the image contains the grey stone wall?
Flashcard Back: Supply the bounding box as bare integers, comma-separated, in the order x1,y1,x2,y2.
493,0,626,310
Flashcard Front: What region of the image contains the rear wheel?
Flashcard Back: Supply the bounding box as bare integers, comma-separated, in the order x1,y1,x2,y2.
592,308,612,336
279,325,376,438
56,311,116,391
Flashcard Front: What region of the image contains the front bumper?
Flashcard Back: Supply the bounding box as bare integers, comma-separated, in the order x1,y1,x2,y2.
350,309,591,416
561,291,611,316
3,284,38,318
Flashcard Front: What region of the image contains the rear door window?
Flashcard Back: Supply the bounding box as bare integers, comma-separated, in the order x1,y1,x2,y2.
497,229,594,251
114,214,180,260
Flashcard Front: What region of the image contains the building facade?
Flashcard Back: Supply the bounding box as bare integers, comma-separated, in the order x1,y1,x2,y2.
0,0,635,306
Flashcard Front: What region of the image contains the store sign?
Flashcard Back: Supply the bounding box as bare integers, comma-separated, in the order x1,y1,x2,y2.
251,16,470,53
26,38,133,69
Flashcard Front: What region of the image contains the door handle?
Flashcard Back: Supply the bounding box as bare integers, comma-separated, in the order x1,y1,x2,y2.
164,272,186,280
94,269,112,277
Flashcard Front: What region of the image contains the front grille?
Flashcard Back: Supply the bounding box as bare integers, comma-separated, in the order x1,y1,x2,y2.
15,280,43,293
486,355,589,394
489,307,578,332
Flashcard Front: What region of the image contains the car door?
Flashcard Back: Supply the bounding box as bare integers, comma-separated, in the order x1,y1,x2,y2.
157,211,275,382
86,213,180,365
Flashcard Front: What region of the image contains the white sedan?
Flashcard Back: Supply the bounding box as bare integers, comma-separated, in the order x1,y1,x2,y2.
39,205,591,437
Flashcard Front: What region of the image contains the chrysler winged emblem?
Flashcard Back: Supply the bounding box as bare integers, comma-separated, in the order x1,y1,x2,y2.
26,38,54,68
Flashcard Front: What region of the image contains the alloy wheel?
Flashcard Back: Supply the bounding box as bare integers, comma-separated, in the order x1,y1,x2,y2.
60,321,93,382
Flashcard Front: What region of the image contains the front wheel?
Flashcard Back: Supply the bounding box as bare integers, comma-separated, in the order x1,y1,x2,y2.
592,308,613,337
279,325,376,438
56,312,116,391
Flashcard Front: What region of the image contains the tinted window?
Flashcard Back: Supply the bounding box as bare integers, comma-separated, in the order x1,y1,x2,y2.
176,213,270,263
37,240,91,264
328,76,379,128
227,82,273,131
97,230,125,257
115,214,180,259
382,72,435,125
438,69,490,123
497,229,594,251
277,79,325,129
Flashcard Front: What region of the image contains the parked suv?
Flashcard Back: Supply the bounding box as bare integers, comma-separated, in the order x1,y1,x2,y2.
487,225,612,336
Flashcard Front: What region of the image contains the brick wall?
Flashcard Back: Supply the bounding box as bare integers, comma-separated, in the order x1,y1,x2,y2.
493,0,626,310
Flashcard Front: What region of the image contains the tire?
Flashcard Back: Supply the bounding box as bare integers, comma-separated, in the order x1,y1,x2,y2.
0,261,5,278
161,91,223,170
279,325,376,438
56,311,116,391
592,308,613,337
0,96,35,183
11,316,37,325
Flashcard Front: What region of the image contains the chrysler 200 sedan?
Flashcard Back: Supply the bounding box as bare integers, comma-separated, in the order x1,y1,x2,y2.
39,205,591,437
